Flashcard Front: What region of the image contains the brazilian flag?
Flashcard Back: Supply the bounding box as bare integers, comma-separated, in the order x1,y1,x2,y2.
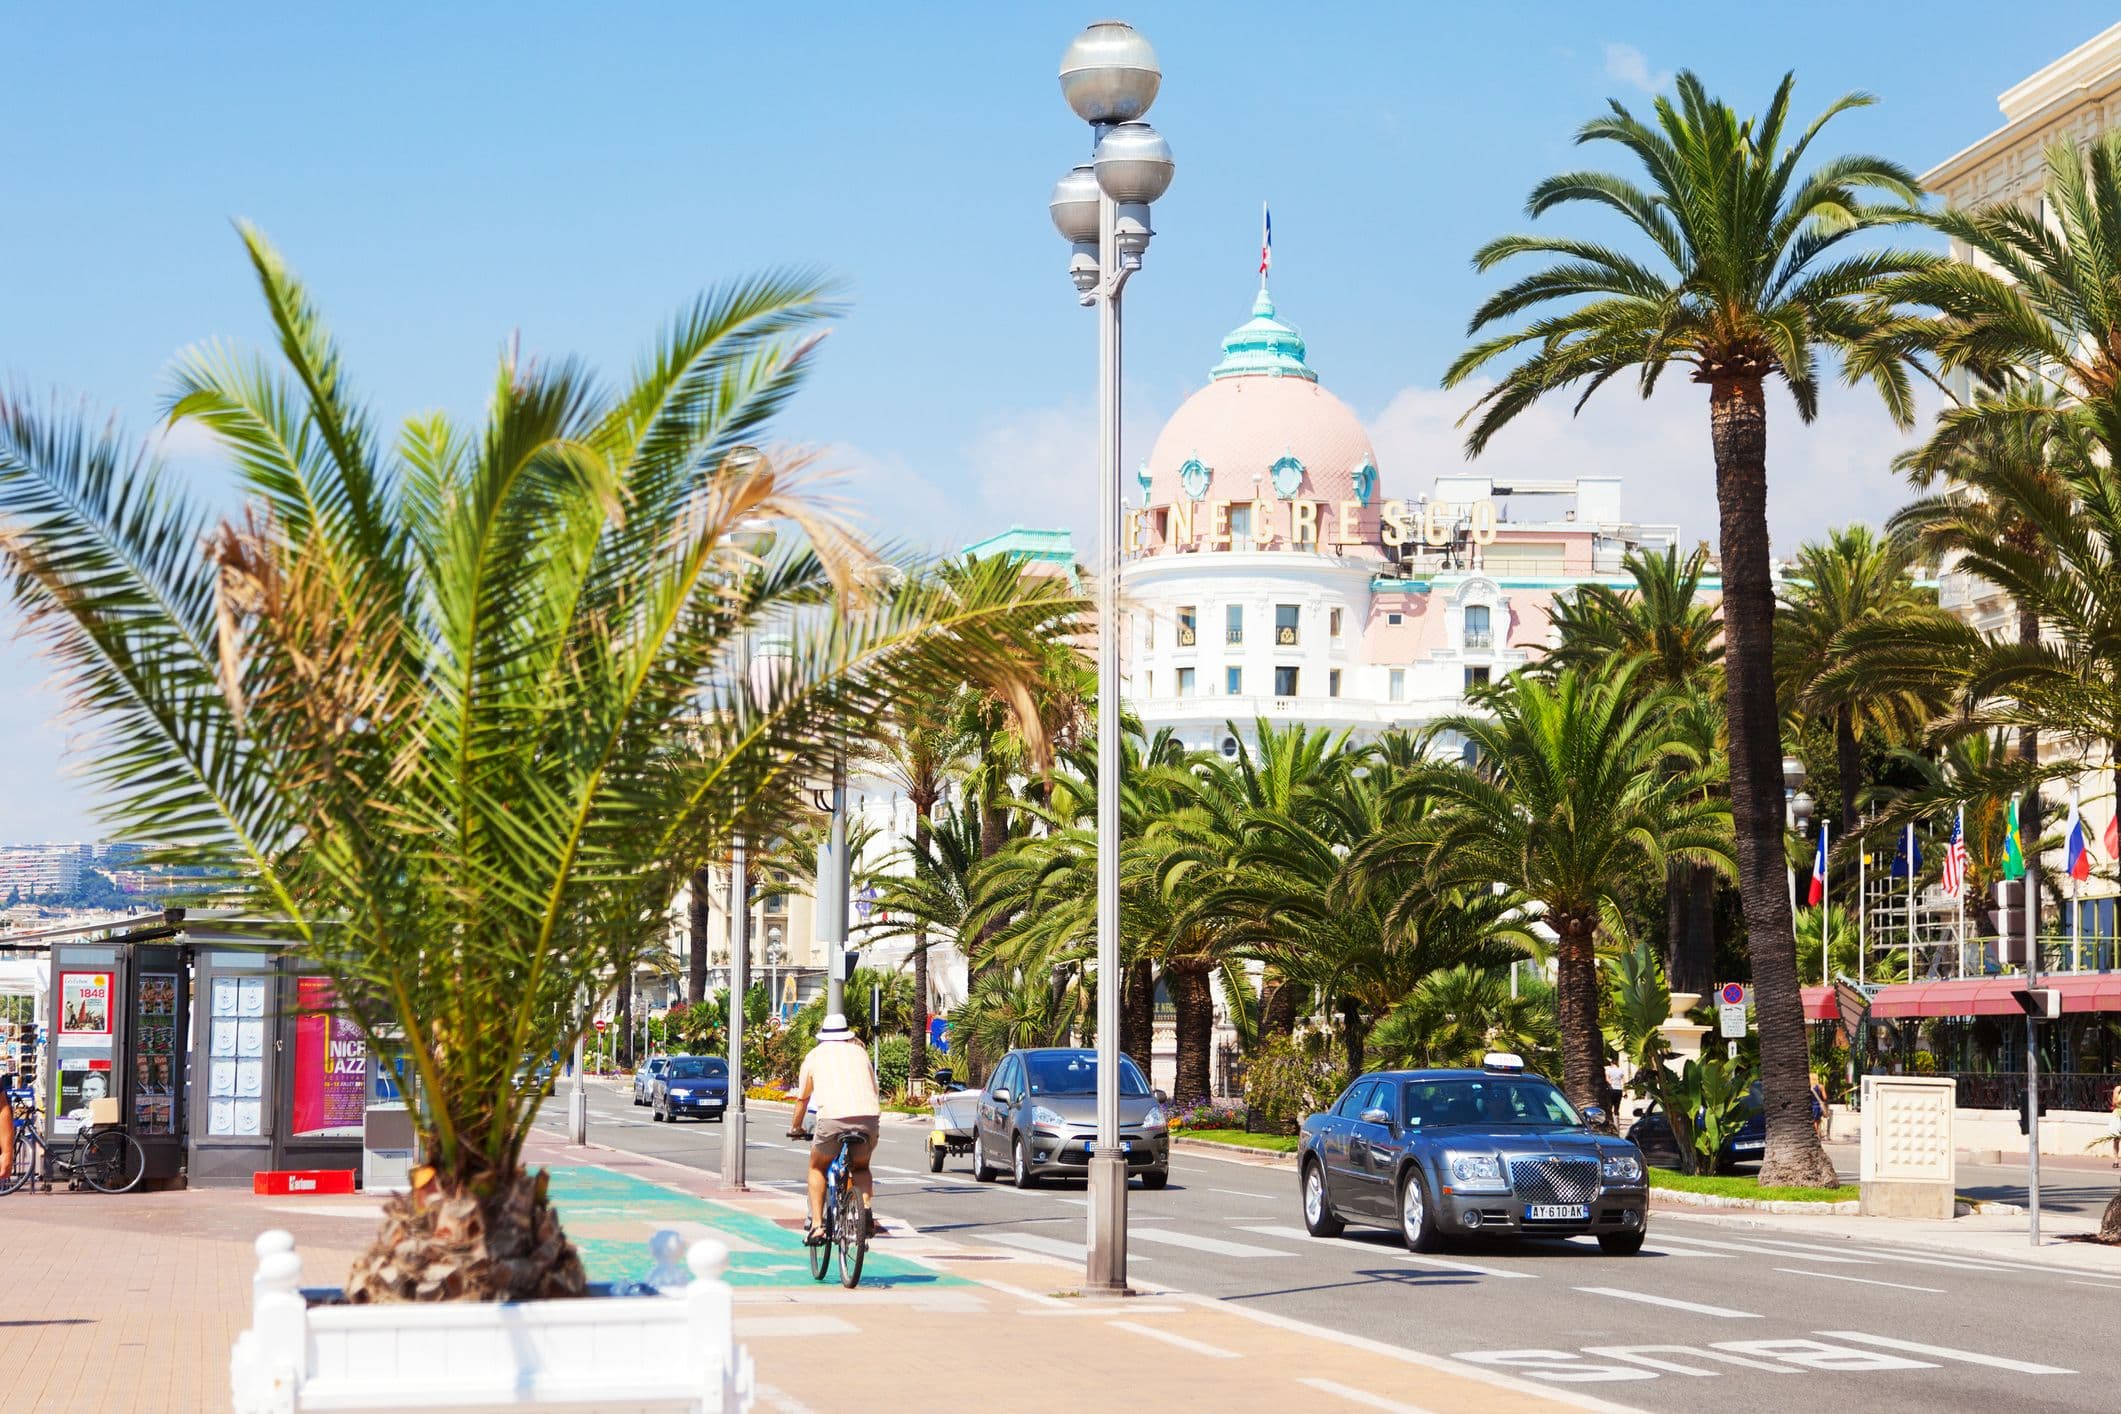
2002,794,2026,880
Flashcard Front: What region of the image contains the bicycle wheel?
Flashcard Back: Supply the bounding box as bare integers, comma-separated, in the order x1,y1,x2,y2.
836,1184,867,1289
808,1189,834,1281
1,1130,38,1195
81,1130,145,1194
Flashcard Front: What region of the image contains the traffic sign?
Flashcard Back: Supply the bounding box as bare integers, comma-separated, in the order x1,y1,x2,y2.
1719,982,1746,1006
1718,1002,1746,1038
594,1018,608,1032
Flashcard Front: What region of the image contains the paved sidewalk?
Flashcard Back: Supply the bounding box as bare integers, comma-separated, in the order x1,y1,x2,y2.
0,1135,1621,1414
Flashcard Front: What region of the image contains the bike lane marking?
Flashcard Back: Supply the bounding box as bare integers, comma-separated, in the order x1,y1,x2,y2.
1131,1227,1295,1259
1106,1319,1239,1359
1296,1376,1438,1412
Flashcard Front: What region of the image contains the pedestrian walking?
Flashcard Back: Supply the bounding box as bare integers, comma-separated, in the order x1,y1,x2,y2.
1809,1070,1832,1141
2106,1082,2121,1168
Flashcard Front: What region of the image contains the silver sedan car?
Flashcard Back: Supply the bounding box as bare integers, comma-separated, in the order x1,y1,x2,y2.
971,1048,1169,1189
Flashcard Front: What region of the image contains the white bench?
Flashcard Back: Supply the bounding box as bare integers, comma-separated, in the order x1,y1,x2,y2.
230,1230,754,1412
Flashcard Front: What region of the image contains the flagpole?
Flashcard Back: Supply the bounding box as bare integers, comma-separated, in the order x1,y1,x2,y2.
1858,815,1867,987
2070,784,2082,973
1956,808,1966,980
1821,820,1831,986
1907,821,1917,982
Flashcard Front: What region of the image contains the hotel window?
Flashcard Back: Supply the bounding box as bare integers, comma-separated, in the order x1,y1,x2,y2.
1464,604,1492,650
1226,666,1243,696
1464,665,1491,692
1177,605,1197,647
1145,671,1153,697
1226,603,1244,645
1328,669,1341,698
1386,611,1404,626
1329,607,1343,641
1275,603,1300,646
1389,668,1405,702
1177,667,1196,698
1229,504,1252,542
1274,665,1300,697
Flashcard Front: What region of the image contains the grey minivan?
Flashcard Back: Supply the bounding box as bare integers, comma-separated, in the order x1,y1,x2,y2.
971,1048,1169,1189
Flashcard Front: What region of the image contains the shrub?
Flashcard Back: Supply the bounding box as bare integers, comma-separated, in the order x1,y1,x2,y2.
874,1034,911,1095
1242,1035,1346,1136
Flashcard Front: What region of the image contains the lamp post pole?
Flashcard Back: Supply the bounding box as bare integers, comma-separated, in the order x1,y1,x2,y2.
722,630,751,1190
1051,19,1174,1298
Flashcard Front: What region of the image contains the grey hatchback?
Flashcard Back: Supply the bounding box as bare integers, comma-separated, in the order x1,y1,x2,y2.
1298,1057,1649,1254
971,1048,1169,1189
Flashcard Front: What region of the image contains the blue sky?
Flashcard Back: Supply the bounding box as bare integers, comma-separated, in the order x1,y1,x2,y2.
2,4,2113,839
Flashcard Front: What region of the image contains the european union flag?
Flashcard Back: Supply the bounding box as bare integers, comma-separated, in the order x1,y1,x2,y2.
1890,829,1922,879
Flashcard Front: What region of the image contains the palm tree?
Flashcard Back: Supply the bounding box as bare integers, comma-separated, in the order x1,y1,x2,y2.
0,229,1073,1301
1776,525,1952,838
1366,965,1558,1074
875,692,976,1082
1546,545,1727,994
1378,665,1732,1114
1444,73,1932,1185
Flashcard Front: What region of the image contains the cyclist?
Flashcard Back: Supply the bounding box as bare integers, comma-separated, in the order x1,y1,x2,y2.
787,1012,879,1247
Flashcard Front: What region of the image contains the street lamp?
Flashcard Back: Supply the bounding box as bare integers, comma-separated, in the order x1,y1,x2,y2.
1050,17,1173,1298
721,524,776,1191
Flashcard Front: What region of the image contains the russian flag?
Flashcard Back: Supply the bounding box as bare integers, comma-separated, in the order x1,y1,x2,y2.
1807,829,1827,906
2066,798,2091,880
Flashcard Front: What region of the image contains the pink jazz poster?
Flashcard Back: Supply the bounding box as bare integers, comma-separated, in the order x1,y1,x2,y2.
292,977,367,1136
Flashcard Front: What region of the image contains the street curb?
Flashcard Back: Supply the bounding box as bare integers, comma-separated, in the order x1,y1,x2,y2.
1650,1188,1859,1215
1655,1206,2121,1274
1172,1134,1299,1164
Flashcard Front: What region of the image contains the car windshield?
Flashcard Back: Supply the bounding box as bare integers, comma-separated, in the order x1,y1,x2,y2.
1401,1077,1580,1129
665,1058,725,1080
1024,1052,1150,1097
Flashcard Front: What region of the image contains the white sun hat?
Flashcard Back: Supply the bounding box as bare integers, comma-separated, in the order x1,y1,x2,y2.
817,1012,853,1041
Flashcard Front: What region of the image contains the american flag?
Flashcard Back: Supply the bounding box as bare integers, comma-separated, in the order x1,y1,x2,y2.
1940,806,1968,898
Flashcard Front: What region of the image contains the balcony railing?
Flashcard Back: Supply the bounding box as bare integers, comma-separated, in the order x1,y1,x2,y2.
1225,628,1243,645
1463,628,1493,650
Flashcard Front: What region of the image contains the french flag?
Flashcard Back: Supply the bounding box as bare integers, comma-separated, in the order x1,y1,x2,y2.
1807,829,1827,906
1260,202,1272,279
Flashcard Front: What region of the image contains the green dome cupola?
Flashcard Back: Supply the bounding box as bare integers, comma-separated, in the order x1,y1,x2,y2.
1208,286,1317,382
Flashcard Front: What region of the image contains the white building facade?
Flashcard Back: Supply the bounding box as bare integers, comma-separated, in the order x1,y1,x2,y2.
1121,282,1701,757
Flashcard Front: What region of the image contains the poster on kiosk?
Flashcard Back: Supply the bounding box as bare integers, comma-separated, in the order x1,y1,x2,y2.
54,969,115,1135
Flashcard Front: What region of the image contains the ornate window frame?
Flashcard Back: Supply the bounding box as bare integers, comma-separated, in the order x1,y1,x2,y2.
1270,454,1305,499
1178,457,1212,501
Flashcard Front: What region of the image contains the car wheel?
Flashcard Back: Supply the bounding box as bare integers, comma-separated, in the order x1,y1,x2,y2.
1398,1167,1441,1253
1012,1136,1039,1190
929,1146,946,1174
1598,1228,1647,1256
1139,1170,1168,1191
971,1137,996,1183
1301,1159,1344,1238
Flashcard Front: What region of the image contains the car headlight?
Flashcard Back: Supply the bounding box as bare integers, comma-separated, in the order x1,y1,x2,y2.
1140,1105,1166,1130
1446,1153,1508,1191
1601,1153,1644,1182
669,1089,690,1100
1030,1105,1066,1129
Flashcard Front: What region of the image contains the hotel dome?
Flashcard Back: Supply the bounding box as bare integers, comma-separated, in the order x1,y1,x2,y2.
1139,289,1385,549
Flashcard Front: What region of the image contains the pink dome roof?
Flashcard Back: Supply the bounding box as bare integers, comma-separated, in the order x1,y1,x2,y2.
1139,290,1384,537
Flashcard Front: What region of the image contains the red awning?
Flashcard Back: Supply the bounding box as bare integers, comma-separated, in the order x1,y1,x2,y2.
1867,973,2121,1019
1800,986,1836,1021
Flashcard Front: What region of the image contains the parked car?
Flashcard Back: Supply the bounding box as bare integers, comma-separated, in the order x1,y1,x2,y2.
1298,1055,1649,1255
971,1048,1168,1189
650,1055,729,1123
1625,1082,1766,1171
632,1055,672,1107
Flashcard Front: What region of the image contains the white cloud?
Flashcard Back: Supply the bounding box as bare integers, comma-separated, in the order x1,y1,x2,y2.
1603,42,1672,95
1366,375,1935,560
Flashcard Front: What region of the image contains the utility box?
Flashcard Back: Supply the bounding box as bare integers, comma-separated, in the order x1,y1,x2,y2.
362,1104,417,1194
1859,1075,1956,1220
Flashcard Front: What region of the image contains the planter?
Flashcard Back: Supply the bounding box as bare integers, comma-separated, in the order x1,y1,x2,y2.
230,1230,754,1412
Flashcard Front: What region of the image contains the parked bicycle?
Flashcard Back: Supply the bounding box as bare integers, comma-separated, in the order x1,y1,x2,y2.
2,1095,146,1196
793,1124,868,1289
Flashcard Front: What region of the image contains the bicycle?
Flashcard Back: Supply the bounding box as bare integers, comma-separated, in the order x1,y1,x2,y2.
791,1125,868,1289
2,1096,146,1196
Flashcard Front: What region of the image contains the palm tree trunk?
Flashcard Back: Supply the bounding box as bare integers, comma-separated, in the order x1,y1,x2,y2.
1835,705,1862,837
1553,914,1603,1115
1168,967,1213,1103
1681,862,1716,997
1708,374,1837,1188
615,970,634,1069
909,803,933,1085
687,867,712,1007
1121,958,1155,1074
1338,996,1369,1078
1662,862,1687,991
1261,972,1302,1040
346,1168,584,1302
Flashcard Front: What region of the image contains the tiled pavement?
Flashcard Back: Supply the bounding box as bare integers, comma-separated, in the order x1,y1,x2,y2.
0,1135,1603,1414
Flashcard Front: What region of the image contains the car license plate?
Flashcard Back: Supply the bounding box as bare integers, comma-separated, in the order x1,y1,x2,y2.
1525,1203,1588,1221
